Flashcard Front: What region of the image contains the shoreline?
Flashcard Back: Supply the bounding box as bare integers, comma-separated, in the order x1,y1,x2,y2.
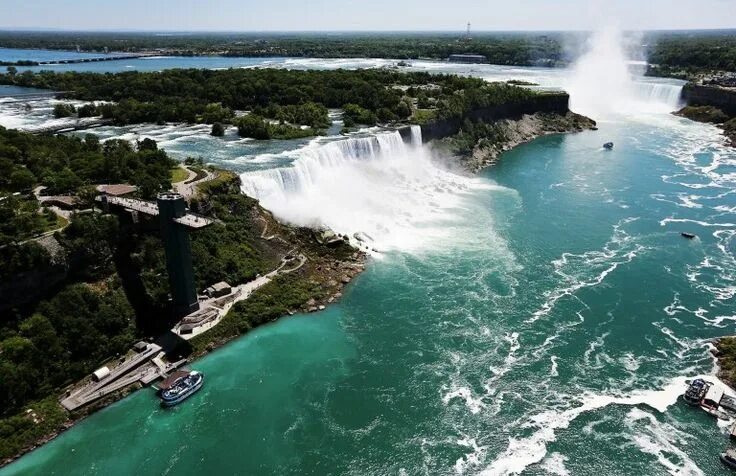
430,111,597,173
0,204,367,469
0,112,590,469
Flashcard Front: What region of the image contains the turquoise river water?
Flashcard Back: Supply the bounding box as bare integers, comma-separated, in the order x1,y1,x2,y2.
1,45,735,475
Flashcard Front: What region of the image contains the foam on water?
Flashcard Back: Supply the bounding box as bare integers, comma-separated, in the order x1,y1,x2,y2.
480,376,723,476
626,408,705,476
527,217,646,323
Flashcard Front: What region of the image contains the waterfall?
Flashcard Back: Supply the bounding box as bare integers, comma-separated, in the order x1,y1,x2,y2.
631,82,684,111
409,125,422,147
241,131,408,200
240,128,496,252
566,27,685,117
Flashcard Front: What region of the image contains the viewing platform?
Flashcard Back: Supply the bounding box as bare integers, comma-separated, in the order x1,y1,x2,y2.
98,195,214,229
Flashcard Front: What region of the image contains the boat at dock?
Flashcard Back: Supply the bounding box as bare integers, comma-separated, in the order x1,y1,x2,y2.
684,378,711,405
683,378,733,419
722,448,736,470
701,383,731,419
159,370,204,407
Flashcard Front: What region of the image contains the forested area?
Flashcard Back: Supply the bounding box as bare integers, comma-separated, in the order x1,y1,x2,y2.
0,31,567,66
0,127,174,199
2,31,735,73
646,32,736,73
0,126,282,456
0,68,537,135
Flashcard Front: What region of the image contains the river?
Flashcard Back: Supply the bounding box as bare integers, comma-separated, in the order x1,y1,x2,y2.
1,38,735,475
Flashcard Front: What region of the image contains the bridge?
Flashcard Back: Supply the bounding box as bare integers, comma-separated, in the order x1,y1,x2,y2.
0,91,68,103
24,117,113,135
36,53,159,65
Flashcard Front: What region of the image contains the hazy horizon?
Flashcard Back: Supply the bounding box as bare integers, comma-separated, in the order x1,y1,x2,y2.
0,0,734,32
0,28,735,34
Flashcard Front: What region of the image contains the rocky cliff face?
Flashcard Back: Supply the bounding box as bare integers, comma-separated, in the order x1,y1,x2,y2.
398,92,595,173
449,112,596,172
415,93,571,143
680,83,736,147
682,83,736,116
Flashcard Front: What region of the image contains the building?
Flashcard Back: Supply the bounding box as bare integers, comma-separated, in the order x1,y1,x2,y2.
204,281,231,298
133,341,149,353
158,192,200,317
448,54,487,64
92,366,111,382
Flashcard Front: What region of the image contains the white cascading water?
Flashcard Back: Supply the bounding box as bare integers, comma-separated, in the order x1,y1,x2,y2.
566,27,684,118
240,126,499,252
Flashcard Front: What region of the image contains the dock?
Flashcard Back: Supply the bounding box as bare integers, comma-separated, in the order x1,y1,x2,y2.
60,343,187,411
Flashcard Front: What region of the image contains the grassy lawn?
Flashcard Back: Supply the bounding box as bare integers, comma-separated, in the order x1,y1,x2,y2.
170,166,190,184
412,109,437,124
48,214,68,232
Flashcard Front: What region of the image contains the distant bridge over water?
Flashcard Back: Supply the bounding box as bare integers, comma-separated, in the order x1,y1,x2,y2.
36,53,159,65
24,117,113,135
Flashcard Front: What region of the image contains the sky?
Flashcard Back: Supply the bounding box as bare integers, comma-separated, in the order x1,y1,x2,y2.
0,0,734,32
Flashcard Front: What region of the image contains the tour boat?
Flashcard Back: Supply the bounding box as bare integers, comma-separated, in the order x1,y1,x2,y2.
683,378,711,406
721,448,736,470
159,371,204,407
681,232,696,239
603,142,614,149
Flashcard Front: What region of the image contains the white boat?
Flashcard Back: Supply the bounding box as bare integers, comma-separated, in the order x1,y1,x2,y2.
159,370,204,407
721,448,736,470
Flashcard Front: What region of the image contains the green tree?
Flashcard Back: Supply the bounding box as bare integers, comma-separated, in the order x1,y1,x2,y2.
52,103,75,118
211,122,225,137
235,114,271,140
9,168,36,191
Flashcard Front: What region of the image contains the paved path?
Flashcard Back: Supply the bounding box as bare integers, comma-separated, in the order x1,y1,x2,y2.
173,253,307,340
172,166,197,196
176,167,217,199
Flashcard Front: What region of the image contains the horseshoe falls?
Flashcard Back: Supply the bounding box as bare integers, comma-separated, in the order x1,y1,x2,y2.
4,48,736,476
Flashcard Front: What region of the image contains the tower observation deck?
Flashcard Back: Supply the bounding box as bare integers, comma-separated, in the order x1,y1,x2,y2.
98,191,213,317
157,192,202,316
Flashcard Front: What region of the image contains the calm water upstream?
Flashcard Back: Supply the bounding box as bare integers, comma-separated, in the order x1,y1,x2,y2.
1,44,735,475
